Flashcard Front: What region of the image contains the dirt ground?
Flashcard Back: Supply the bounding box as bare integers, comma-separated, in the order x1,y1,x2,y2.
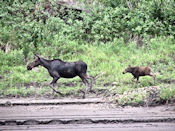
0,97,175,130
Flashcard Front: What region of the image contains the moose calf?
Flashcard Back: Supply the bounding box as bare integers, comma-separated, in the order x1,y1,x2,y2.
123,65,156,84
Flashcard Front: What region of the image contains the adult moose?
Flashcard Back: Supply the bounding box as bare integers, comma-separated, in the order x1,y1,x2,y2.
27,54,93,98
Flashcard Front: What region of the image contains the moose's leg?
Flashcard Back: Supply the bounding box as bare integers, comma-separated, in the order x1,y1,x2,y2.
136,77,139,85
131,77,136,81
85,75,94,91
149,73,156,84
50,77,63,97
79,74,89,99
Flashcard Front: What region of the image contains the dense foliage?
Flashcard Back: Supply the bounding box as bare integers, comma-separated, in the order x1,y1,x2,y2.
0,0,175,58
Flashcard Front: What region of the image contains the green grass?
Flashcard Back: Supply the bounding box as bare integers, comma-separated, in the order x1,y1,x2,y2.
160,84,175,100
0,37,175,105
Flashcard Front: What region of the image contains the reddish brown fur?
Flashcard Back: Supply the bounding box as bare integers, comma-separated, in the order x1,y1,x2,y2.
123,65,156,84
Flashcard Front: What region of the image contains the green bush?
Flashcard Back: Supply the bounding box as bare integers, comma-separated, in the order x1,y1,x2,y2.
0,50,24,66
160,87,175,100
1,0,174,54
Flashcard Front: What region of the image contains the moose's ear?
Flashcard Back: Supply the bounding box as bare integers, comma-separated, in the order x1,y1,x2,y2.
34,54,40,59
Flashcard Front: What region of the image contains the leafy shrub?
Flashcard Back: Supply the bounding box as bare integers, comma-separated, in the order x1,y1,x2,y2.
0,50,24,66
0,0,175,57
160,87,175,100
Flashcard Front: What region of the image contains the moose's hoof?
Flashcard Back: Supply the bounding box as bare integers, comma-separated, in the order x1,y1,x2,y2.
50,95,56,99
89,89,96,93
82,94,86,99
59,93,64,97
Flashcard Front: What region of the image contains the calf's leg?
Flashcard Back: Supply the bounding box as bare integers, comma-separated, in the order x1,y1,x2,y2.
149,73,156,84
131,77,136,81
136,77,139,85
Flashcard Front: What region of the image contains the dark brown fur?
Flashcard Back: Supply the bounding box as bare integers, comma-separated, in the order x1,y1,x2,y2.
27,55,93,98
123,65,156,84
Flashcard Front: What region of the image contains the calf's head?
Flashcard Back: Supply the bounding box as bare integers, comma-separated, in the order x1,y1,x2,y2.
123,65,132,74
27,54,41,70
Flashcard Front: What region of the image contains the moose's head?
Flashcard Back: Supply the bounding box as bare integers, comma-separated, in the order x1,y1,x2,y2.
27,54,41,70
